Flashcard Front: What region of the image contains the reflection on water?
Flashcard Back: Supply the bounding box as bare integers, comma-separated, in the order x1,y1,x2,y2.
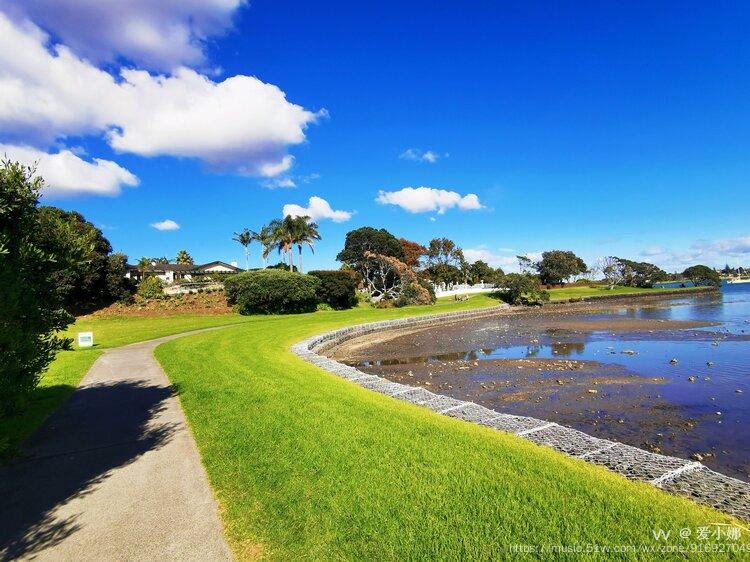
347,285,750,481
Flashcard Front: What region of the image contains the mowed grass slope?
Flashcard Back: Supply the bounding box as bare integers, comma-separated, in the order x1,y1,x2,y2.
155,295,746,560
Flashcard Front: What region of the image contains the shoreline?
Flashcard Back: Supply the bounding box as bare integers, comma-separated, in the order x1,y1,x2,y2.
330,287,722,359
292,289,750,520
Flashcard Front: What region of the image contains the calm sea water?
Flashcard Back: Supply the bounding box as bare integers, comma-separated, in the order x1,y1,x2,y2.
354,284,750,480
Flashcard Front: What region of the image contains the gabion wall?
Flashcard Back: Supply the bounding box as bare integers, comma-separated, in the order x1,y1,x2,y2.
291,305,750,521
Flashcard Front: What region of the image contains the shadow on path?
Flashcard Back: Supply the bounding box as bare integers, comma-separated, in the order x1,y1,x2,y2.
0,380,176,560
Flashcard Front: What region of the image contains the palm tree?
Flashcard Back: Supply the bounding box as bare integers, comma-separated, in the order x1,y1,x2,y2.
269,216,297,272
269,215,294,271
137,256,152,282
175,249,193,265
253,224,276,268
232,228,257,270
292,215,321,273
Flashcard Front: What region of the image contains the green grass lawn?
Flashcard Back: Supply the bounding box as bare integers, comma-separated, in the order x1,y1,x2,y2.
546,284,706,301
63,312,256,349
155,294,747,560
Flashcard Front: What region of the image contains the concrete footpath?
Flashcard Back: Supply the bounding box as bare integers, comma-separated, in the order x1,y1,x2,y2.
0,331,232,561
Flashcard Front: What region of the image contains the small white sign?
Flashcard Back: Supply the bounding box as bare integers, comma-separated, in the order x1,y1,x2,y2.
77,332,94,348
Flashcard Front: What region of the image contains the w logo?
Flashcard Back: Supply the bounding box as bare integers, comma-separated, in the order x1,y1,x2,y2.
652,529,671,541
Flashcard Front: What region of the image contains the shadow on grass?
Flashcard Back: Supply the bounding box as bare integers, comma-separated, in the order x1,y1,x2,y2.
0,384,79,464
0,380,176,560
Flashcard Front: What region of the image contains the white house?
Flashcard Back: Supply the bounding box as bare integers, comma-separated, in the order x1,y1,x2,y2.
126,261,243,284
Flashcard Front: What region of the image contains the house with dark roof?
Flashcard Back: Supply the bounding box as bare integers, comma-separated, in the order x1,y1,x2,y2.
126,261,243,284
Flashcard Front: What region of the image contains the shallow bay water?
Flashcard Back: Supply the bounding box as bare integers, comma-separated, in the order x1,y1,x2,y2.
340,285,750,481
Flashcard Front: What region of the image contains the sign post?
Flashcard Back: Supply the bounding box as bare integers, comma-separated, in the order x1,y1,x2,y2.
77,332,94,348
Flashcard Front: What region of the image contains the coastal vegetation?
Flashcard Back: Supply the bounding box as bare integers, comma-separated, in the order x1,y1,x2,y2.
683,264,722,287
0,157,728,446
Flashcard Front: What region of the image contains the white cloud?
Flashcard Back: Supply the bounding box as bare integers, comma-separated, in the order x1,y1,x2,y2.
463,246,518,270
0,13,323,177
0,143,138,196
375,187,483,214
627,237,750,272
282,196,352,223
262,176,296,189
0,0,245,71
399,148,445,163
693,236,750,255
151,219,180,231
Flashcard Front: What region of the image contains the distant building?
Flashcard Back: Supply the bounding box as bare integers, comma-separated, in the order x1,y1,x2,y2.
126,261,243,284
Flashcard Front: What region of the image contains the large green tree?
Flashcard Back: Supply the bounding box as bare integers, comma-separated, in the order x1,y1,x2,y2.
614,258,668,288
0,161,74,416
468,260,503,284
682,265,721,287
337,227,404,265
37,207,113,313
426,237,464,267
337,227,405,298
536,250,587,285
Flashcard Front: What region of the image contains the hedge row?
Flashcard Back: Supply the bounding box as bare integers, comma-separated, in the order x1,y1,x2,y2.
224,269,358,315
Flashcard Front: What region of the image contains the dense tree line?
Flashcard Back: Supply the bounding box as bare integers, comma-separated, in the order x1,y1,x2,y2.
0,161,135,417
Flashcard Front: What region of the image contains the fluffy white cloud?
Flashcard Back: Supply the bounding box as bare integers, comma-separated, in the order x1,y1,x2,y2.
463,246,519,270
0,143,138,196
399,148,445,163
283,196,352,223
0,0,245,70
0,13,322,176
375,187,483,214
151,219,180,231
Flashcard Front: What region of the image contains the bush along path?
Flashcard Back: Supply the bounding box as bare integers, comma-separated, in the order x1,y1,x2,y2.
0,329,232,561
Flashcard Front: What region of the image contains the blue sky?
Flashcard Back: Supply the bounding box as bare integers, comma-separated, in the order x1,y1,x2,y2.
1,1,748,272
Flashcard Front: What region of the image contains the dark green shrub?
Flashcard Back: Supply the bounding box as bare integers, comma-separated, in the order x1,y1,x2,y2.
308,270,358,310
493,274,550,306
1,161,73,418
137,276,164,299
226,269,320,315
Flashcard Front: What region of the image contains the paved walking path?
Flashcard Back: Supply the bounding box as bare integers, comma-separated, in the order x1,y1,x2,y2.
0,331,232,561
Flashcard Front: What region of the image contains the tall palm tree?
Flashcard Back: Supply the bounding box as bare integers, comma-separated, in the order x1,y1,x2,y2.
253,224,276,268
293,215,321,273
232,228,257,270
269,216,298,272
137,256,152,282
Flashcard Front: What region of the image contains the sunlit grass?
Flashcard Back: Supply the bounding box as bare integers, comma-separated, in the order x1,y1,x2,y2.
155,293,745,560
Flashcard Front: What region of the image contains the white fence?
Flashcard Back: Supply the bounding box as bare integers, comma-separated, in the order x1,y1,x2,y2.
433,282,498,298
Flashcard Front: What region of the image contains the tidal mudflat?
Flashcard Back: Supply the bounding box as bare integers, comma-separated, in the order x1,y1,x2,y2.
334,286,750,481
